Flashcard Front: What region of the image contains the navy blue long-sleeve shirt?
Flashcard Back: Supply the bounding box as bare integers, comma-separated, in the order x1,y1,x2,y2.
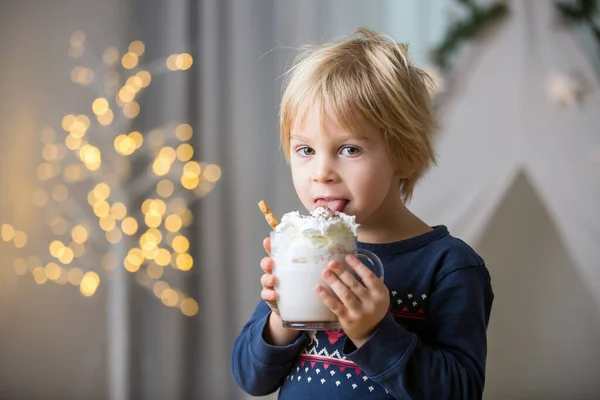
232,226,494,399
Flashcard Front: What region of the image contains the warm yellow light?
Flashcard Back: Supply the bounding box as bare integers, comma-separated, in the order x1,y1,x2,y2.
52,184,69,203
171,235,190,253
62,114,76,131
128,131,143,148
1,224,15,241
128,40,145,56
149,199,166,215
121,216,138,235
42,144,59,161
118,86,136,103
166,54,178,71
153,280,170,298
79,145,102,170
102,47,119,65
45,262,62,280
183,161,201,177
140,232,158,251
137,70,152,87
33,267,48,284
142,246,159,260
203,164,222,182
114,134,136,155
176,143,194,162
93,182,111,201
98,108,115,126
32,188,49,207
13,231,27,248
152,159,171,176
65,134,82,150
122,52,139,69
126,248,144,268
80,271,100,296
93,201,111,218
156,179,174,198
71,225,88,244
165,214,182,232
154,248,171,267
175,53,193,70
110,202,127,220
99,215,116,231
58,247,74,264
123,101,140,118
146,263,163,279
87,191,98,207
181,175,200,190
161,288,179,307
175,124,193,141
144,210,162,228
124,257,140,273
92,97,110,116
49,240,65,257
176,253,193,271
68,268,84,285
14,258,28,276
180,298,199,317
126,76,143,92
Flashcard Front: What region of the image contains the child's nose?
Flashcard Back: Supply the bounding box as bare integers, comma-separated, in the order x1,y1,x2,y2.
312,156,338,183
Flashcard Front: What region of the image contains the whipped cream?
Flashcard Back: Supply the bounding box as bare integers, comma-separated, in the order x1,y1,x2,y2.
275,207,359,237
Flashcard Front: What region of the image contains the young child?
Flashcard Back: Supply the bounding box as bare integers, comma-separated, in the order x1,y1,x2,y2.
232,28,494,399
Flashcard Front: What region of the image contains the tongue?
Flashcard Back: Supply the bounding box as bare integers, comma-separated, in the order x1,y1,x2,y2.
316,199,347,212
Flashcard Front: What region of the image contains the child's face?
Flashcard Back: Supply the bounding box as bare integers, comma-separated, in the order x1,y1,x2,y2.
289,106,401,228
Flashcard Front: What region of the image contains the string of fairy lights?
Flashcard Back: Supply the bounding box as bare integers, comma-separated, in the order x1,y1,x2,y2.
0,31,220,317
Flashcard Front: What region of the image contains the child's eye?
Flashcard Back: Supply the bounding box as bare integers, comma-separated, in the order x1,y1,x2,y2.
296,146,315,156
340,146,360,156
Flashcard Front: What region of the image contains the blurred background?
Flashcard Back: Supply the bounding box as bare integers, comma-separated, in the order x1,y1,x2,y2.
0,0,598,399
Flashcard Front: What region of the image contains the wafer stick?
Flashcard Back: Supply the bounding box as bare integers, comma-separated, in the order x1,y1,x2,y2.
258,200,279,229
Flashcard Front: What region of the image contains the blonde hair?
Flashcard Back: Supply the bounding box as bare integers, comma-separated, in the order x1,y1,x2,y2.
280,28,437,202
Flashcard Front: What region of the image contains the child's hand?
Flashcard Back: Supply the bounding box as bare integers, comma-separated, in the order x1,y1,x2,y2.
260,237,279,315
317,255,390,347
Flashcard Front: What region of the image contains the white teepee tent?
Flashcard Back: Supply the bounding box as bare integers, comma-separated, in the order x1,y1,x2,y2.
409,1,600,398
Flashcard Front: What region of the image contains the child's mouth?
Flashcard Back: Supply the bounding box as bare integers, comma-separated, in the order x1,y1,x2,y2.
314,198,349,213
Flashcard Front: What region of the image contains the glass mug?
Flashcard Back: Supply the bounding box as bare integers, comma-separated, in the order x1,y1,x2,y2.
270,230,384,330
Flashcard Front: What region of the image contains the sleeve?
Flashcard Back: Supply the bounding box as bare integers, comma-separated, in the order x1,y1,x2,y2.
231,300,309,396
343,265,494,400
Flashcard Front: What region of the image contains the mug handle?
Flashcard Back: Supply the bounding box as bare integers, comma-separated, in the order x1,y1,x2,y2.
355,249,384,279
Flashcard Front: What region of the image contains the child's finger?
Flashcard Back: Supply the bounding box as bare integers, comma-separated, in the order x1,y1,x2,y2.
322,267,361,310
316,285,347,318
260,273,276,288
260,257,274,273
345,255,379,290
261,288,277,302
263,237,271,256
327,260,367,299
